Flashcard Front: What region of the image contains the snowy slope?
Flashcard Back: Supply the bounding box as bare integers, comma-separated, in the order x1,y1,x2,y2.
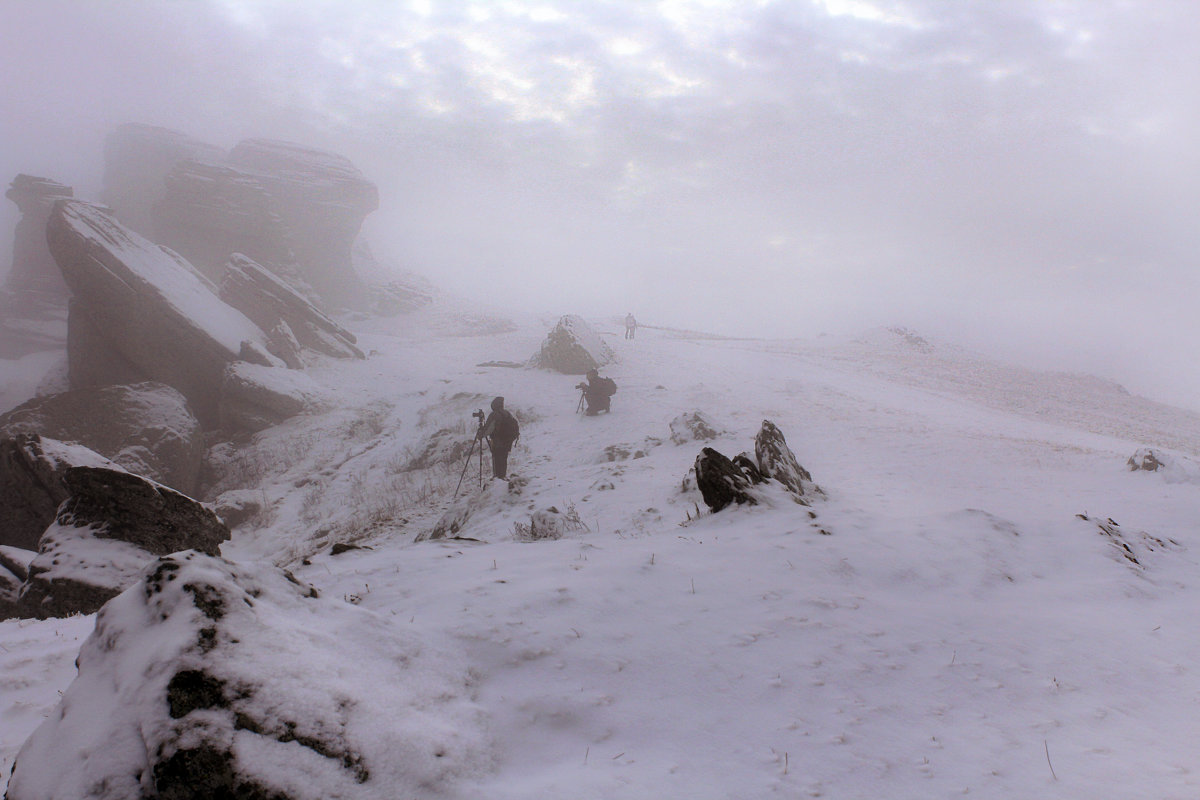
3,311,1199,798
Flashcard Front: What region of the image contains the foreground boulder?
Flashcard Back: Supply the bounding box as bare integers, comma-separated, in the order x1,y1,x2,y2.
529,314,616,374
220,254,364,363
46,199,273,426
0,381,204,495
15,466,229,619
695,447,757,512
6,552,488,800
755,420,820,499
0,435,117,551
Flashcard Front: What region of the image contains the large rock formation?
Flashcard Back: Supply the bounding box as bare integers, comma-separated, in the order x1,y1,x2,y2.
220,253,364,363
0,434,118,551
0,381,204,495
102,123,224,240
13,465,230,619
1,174,74,357
529,314,616,374
46,199,273,426
227,139,378,308
6,551,488,799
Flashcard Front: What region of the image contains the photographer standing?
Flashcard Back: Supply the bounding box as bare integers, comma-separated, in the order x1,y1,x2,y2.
476,396,520,480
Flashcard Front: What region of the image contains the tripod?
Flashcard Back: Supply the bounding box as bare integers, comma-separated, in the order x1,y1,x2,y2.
576,390,586,414
453,415,486,499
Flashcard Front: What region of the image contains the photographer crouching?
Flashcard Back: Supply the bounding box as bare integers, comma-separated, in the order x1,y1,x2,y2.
576,369,617,416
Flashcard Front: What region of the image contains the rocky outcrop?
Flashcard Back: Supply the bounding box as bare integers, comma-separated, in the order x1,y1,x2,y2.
1127,448,1164,472
227,139,379,309
695,447,757,512
1,174,74,357
529,314,616,374
219,361,327,433
14,465,229,619
0,381,204,495
220,254,364,363
6,551,487,799
755,420,820,499
0,435,117,551
102,123,223,240
46,199,273,426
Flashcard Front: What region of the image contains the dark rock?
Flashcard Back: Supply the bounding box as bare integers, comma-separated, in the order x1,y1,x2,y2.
6,551,486,799
754,420,818,500
0,434,117,551
220,254,364,362
228,139,379,309
0,381,205,495
694,447,757,512
529,314,615,374
732,453,767,484
46,199,270,426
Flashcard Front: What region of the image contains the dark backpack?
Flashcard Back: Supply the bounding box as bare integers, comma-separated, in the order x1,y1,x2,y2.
493,410,519,443
597,377,617,397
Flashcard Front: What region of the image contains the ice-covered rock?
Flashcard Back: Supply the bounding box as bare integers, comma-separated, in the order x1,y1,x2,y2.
669,410,724,445
220,253,364,362
46,199,272,426
0,434,117,551
754,420,819,501
0,381,204,495
14,465,229,619
218,361,327,433
227,139,379,309
529,314,616,374
6,551,489,800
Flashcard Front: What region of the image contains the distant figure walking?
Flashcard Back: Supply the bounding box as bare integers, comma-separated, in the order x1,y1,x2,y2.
577,369,617,416
624,313,637,339
477,396,520,479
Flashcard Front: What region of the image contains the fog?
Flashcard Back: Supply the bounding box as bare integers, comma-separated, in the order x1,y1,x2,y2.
2,0,1198,408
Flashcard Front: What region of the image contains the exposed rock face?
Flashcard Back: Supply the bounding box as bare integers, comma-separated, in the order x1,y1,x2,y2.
0,381,204,495
755,420,819,500
0,435,117,551
1128,448,1164,472
529,314,616,374
670,411,723,445
102,123,223,240
0,545,34,617
695,447,757,512
219,361,326,433
14,466,230,619
227,139,379,308
220,254,364,363
6,551,488,800
46,199,272,426
1,174,74,357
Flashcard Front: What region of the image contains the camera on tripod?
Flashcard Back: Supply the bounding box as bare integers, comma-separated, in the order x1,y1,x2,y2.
472,409,485,424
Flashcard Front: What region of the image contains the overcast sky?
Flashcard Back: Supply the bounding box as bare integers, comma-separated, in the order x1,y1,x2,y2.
2,0,1198,406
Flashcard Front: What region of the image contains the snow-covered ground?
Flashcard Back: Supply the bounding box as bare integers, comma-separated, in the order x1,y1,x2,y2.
4,308,1200,798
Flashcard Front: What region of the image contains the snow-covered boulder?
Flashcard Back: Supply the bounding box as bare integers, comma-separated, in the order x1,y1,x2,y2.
5,551,489,800
754,420,819,501
46,199,273,427
0,545,34,618
529,314,616,375
220,254,364,362
669,410,724,445
0,435,118,551
513,506,586,542
1127,448,1164,472
695,447,757,512
15,466,229,619
0,381,205,495
218,361,327,433
1125,447,1200,484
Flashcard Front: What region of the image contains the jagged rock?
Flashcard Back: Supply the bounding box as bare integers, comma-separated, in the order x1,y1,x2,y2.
529,314,616,374
0,381,204,495
46,199,271,426
1128,448,1164,472
102,123,224,240
218,361,326,433
14,466,229,619
754,420,818,500
1,174,74,357
5,551,487,800
0,435,118,551
227,139,379,309
732,452,767,484
670,411,723,445
695,447,757,512
220,254,364,361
